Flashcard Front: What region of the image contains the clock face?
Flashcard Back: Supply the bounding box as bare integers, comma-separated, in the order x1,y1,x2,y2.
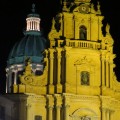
79,4,89,13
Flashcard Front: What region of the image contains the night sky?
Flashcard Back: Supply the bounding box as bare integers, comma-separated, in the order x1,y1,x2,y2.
0,0,120,93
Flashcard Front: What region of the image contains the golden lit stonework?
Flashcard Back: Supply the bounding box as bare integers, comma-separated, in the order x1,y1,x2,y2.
2,1,120,120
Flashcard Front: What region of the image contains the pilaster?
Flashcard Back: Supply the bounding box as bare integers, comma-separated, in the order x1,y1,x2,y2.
48,48,55,94
106,54,109,88
109,54,115,89
63,94,70,120
56,47,62,93
102,108,106,120
26,104,32,120
56,105,61,120
46,95,54,120
64,46,71,92
54,94,62,120
101,52,106,87
106,109,110,120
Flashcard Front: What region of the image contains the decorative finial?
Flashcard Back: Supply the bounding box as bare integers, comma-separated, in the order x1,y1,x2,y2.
97,1,101,14
32,3,36,13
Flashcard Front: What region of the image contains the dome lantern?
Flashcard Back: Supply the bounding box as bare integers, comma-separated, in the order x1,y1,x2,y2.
26,3,41,32
6,4,48,93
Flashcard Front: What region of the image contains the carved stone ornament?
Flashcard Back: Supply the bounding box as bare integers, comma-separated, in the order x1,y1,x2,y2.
104,37,114,46
74,56,93,65
73,4,89,13
19,61,47,86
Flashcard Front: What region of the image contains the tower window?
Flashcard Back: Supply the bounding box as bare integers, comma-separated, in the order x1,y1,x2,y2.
79,25,87,40
35,115,42,120
81,71,89,85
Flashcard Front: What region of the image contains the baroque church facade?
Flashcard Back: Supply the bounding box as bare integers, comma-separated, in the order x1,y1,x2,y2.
1,0,120,120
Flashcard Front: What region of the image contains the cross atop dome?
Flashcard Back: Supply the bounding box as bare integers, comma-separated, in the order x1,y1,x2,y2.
31,3,36,13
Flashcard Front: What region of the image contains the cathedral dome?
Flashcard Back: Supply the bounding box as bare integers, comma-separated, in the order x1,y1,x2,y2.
7,33,46,65
7,4,47,66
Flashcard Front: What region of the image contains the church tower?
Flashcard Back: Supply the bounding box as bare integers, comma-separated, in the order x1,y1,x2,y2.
1,0,120,120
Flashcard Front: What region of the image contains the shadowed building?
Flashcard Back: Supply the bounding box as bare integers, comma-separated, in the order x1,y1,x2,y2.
1,0,120,120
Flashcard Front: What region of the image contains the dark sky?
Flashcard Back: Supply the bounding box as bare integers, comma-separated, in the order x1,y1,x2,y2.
0,0,120,93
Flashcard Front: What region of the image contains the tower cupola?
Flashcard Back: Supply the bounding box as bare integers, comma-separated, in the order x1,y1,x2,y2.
26,4,40,33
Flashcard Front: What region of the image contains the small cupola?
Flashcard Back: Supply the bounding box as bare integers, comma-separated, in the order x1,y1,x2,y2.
25,3,41,34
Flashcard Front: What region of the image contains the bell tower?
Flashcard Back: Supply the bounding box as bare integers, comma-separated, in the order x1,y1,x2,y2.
48,0,114,95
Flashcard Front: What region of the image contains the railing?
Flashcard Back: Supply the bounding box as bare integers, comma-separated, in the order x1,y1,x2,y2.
68,40,101,49
57,39,107,50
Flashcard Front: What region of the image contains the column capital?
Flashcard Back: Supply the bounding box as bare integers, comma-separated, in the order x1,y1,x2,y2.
56,47,62,51
101,54,106,60
46,95,54,106
54,94,62,106
13,65,18,72
26,104,31,109
48,48,55,53
64,104,70,108
56,105,61,109
47,106,54,109
49,49,55,59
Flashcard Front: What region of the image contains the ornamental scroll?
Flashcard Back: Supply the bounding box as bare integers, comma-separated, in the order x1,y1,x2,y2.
19,61,47,86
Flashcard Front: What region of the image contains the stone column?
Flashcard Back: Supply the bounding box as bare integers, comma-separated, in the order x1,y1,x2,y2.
101,53,105,86
30,21,32,30
48,106,53,120
47,95,54,120
56,48,62,84
49,49,54,85
6,73,8,93
102,108,106,120
28,21,30,30
48,48,54,94
109,63,113,89
56,48,62,93
14,71,18,85
44,50,48,80
63,94,70,120
109,55,115,89
26,104,31,120
106,110,110,120
64,105,70,120
8,70,12,93
13,70,18,92
27,20,30,31
106,55,109,88
33,21,35,30
64,47,70,92
109,110,114,120
56,106,61,120
55,94,62,120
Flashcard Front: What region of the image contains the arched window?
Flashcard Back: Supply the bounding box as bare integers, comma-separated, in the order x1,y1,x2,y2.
79,25,87,40
81,116,91,120
81,71,89,85
35,115,42,120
